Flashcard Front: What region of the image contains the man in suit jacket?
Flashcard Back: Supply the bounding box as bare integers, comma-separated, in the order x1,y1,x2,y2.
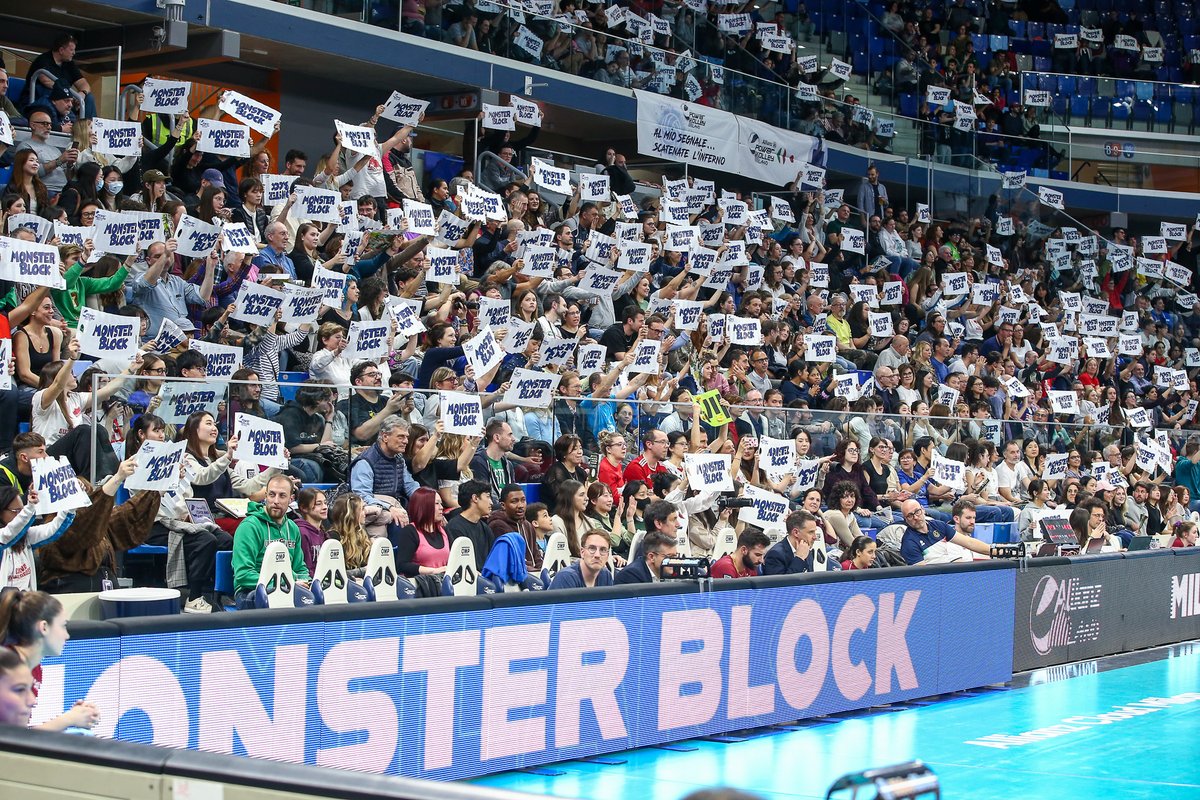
763,510,821,575
615,513,679,584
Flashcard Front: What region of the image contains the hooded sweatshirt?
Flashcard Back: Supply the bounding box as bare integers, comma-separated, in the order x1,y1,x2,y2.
232,502,310,593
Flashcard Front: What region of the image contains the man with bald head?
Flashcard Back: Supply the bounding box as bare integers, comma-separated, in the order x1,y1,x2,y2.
873,364,901,414
802,293,826,329
876,334,910,373
899,498,993,565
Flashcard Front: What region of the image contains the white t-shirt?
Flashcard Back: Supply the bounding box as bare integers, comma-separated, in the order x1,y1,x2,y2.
351,149,387,199
995,460,1033,502
32,390,84,445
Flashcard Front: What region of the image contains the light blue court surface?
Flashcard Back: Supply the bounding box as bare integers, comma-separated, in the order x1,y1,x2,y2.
473,643,1200,800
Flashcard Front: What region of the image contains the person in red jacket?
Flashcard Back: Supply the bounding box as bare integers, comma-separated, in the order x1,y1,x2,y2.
596,431,628,502
623,428,670,488
710,530,770,579
841,535,878,570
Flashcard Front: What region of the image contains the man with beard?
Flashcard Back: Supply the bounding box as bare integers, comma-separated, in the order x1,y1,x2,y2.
710,531,770,579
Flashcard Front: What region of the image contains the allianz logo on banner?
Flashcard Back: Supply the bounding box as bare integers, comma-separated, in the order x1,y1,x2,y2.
1170,572,1200,619
1028,575,1103,655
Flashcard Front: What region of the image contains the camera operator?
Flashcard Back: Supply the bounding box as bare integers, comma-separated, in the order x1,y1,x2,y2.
615,503,679,583
711,530,770,579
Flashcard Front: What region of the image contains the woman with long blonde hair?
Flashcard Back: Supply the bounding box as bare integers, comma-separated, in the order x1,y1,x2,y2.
329,493,372,574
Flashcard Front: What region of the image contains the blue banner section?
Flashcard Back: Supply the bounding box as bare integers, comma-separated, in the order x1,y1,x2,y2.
40,569,1014,780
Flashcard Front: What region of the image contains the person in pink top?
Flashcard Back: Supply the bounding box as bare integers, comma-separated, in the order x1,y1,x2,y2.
390,487,449,577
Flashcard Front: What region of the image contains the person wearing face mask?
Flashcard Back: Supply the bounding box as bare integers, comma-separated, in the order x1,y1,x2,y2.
95,166,123,211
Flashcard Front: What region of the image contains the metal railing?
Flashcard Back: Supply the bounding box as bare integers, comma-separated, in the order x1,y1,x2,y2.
84,373,1173,489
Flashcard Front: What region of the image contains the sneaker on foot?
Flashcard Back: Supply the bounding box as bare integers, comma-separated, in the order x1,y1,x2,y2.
182,596,213,614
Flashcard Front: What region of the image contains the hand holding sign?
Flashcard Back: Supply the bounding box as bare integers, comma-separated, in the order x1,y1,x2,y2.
125,439,188,492
235,414,289,469
439,391,484,436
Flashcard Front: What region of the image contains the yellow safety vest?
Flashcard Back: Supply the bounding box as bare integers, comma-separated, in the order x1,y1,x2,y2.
147,113,194,148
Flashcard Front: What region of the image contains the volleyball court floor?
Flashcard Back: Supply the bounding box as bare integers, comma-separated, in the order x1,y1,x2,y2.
474,642,1200,800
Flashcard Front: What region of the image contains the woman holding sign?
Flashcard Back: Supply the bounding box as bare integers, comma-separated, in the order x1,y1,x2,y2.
33,342,134,480
230,178,269,246
0,485,76,591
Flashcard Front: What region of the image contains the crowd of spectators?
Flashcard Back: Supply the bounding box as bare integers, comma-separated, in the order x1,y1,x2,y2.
354,0,1197,167
1,24,1199,615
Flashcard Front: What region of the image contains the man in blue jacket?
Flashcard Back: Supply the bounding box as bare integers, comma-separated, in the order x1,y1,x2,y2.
763,510,821,575
549,530,614,589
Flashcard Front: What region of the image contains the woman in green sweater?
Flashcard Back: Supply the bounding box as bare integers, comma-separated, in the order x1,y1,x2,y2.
53,243,129,328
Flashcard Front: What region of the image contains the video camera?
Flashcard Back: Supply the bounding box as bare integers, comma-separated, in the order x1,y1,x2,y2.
717,496,754,511
660,557,712,580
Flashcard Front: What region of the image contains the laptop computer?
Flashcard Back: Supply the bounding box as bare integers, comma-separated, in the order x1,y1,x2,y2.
1126,535,1153,551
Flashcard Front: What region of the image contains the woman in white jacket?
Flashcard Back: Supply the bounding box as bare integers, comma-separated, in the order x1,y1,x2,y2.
0,486,76,591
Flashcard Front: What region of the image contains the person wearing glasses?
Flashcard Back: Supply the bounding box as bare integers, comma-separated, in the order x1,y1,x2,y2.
548,529,614,589
623,428,671,488
14,110,76,198
898,498,992,566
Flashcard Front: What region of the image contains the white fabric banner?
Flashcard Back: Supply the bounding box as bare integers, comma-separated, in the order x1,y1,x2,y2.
31,457,91,515
218,90,281,137
188,338,243,379
636,90,740,174
91,118,142,157
141,78,192,114
736,115,819,185
76,307,140,360
125,439,187,492
232,283,285,327
235,414,289,469
196,118,251,157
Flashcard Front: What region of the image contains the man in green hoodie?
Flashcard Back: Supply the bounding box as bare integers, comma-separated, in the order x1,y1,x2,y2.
232,474,310,605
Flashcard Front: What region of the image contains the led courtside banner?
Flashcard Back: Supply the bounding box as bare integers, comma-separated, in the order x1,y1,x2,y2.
38,568,1015,780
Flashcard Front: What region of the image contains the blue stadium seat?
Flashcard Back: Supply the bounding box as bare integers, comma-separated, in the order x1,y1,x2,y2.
899,92,918,118
1132,99,1155,129
1077,77,1097,96
214,550,234,596
277,371,307,402
1108,98,1131,124
1009,20,1026,37
5,77,24,106
520,482,541,504
1058,75,1076,95
1154,99,1173,128
0,166,11,191
1070,95,1091,121
989,34,1009,51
